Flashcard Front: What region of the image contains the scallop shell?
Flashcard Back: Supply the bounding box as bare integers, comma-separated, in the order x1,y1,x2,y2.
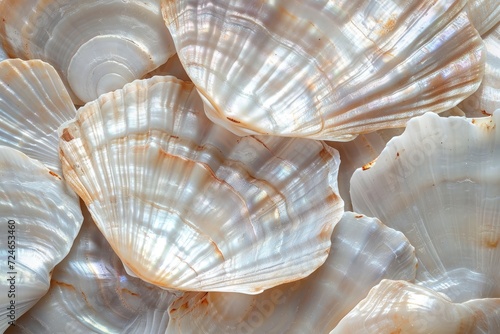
8,203,177,334
0,0,176,104
0,147,82,332
58,76,343,294
458,24,500,117
351,111,500,302
332,280,500,334
164,212,416,333
162,0,484,140
0,59,77,176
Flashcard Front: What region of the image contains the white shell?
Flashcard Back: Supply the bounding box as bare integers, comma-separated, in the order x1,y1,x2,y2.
165,212,417,334
351,111,500,302
331,107,466,211
0,147,82,332
9,203,177,334
58,76,343,294
0,59,77,176
332,280,500,334
162,0,484,140
459,25,500,117
0,0,176,104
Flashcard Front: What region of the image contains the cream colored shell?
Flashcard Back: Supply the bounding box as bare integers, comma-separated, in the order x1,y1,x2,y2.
0,0,176,104
351,111,500,302
459,24,500,117
9,204,177,334
332,280,500,334
164,212,416,333
162,0,484,140
0,59,77,175
0,147,82,332
59,76,343,294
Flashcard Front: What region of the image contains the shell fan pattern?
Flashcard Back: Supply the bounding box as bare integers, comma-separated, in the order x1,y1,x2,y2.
0,0,176,104
162,0,484,140
58,76,344,294
0,147,82,332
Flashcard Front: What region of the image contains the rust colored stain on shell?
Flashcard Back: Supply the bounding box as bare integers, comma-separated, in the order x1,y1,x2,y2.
362,159,376,170
325,191,339,204
61,128,74,142
482,235,500,249
49,170,62,179
318,224,332,241
227,117,241,123
481,110,492,116
210,241,225,261
277,5,298,21
180,302,189,310
472,118,496,131
377,16,397,37
52,279,76,291
251,136,271,152
121,288,140,297
389,312,410,334
355,215,363,218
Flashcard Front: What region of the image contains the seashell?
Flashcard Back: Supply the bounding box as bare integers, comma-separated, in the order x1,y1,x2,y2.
0,146,82,332
458,24,500,118
58,76,343,294
463,0,500,35
327,128,403,211
0,0,176,104
162,0,484,140
8,202,178,334
164,212,417,334
351,111,500,302
331,280,500,334
0,59,77,176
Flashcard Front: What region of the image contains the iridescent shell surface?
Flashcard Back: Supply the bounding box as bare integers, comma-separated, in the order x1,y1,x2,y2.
0,0,176,104
8,204,177,334
0,147,82,332
162,0,484,140
0,59,76,175
165,212,417,333
59,75,343,294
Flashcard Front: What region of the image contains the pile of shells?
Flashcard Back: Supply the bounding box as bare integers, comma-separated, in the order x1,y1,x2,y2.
0,0,499,333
